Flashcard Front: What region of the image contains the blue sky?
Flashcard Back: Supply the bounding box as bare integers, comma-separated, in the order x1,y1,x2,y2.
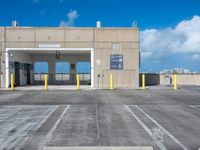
1,0,200,29
34,62,91,73
1,0,200,72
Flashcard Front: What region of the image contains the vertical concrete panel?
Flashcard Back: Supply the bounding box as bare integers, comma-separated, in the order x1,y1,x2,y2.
94,28,140,89
35,28,64,42
6,28,35,42
160,74,200,86
0,28,5,87
64,28,93,42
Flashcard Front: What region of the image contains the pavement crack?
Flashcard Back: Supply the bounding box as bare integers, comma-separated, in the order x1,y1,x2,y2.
94,90,101,146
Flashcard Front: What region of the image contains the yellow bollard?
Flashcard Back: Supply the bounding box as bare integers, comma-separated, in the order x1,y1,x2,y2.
76,74,80,90
11,74,14,90
44,74,48,90
174,74,177,90
142,74,145,90
110,74,113,90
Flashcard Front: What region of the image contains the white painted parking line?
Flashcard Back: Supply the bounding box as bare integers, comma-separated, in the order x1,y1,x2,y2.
190,105,200,111
125,105,188,150
133,105,188,150
0,105,58,150
46,105,70,143
38,105,71,150
125,105,167,150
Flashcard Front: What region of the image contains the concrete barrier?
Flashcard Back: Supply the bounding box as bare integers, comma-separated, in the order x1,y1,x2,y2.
139,73,200,87
160,74,200,86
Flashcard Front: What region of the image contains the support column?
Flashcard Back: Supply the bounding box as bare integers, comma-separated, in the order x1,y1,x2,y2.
91,50,94,88
48,62,55,85
48,62,55,74
5,50,9,88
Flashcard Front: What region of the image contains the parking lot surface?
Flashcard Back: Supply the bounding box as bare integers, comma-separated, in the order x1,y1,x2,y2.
0,86,200,150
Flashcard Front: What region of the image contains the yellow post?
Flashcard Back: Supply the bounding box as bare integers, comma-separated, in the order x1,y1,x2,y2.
76,74,80,90
174,74,177,90
110,74,113,90
11,74,14,90
142,74,145,90
44,74,48,90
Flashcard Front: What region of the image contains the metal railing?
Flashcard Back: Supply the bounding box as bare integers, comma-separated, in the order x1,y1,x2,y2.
34,73,91,85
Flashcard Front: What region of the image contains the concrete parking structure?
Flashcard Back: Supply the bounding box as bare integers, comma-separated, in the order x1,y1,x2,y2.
0,86,200,149
0,24,140,89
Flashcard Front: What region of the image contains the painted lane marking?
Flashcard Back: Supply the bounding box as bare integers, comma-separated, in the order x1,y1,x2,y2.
190,105,200,111
125,105,188,150
37,105,71,150
4,106,57,149
124,105,167,150
0,105,58,150
133,105,188,150
45,105,71,142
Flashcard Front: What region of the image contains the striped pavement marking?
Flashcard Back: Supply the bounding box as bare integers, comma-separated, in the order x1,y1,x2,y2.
190,105,200,111
125,105,188,150
0,105,59,150
37,105,71,150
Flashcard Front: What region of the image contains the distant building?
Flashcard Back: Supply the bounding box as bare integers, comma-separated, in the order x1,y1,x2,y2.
173,68,190,74
160,68,199,74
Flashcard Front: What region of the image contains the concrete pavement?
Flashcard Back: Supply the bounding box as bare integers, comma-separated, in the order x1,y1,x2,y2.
0,86,200,150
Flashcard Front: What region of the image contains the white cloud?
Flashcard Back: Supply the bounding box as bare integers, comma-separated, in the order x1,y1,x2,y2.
141,52,152,59
141,16,200,59
59,10,79,27
191,54,200,60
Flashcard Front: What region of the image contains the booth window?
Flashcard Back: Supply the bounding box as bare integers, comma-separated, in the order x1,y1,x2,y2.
76,62,91,84
55,62,70,81
56,62,70,73
34,62,48,81
76,62,91,73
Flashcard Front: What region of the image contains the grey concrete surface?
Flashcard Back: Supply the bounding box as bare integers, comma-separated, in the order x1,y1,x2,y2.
1,85,93,91
43,146,153,150
0,86,200,150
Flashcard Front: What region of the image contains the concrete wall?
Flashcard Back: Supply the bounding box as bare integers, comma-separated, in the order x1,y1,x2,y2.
0,27,140,88
94,28,139,89
139,74,200,86
160,74,200,86
0,28,5,87
4,28,94,49
102,70,136,88
0,27,4,54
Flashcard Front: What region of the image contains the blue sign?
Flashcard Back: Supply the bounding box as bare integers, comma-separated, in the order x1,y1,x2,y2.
110,54,123,70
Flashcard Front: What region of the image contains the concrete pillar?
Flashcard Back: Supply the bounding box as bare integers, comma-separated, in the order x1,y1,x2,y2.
91,50,94,88
5,50,9,88
48,61,55,84
48,62,55,74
